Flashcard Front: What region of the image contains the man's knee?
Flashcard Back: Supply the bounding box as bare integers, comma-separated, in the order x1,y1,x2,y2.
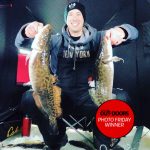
113,88,131,103
20,89,36,115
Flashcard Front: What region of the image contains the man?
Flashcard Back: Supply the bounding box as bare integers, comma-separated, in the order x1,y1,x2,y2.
15,2,138,150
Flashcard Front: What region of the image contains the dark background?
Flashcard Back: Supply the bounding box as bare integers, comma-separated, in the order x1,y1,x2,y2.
0,0,150,127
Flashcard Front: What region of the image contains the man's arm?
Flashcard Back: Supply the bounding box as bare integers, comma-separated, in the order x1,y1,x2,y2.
15,21,43,49
105,24,139,46
118,24,138,40
15,24,32,49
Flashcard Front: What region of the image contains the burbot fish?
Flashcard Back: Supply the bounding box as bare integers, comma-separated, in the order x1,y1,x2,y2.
90,37,123,106
29,24,62,134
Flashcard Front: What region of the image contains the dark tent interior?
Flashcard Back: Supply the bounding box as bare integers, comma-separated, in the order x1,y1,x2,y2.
0,0,150,142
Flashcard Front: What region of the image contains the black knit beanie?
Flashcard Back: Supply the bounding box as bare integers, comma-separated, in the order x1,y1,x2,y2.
64,2,86,22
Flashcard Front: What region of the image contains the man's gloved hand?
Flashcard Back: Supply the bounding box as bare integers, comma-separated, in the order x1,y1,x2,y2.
105,27,127,46
25,21,44,38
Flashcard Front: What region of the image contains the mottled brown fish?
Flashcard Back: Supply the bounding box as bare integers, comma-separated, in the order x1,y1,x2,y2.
29,24,62,134
90,37,123,106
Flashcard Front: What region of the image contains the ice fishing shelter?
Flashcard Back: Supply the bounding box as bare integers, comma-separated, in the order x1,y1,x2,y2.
0,0,150,142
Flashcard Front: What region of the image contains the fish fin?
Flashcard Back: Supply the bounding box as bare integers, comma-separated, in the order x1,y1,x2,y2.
32,91,43,108
102,56,124,64
112,56,124,63
32,92,49,119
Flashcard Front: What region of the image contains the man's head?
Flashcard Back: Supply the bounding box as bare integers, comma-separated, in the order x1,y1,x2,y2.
64,2,86,36
64,2,86,22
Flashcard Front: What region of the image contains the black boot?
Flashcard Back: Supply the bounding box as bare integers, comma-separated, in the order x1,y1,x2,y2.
43,134,68,150
113,145,124,150
93,134,111,150
93,135,124,150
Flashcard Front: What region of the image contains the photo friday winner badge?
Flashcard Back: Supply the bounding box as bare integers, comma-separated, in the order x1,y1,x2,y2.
96,99,134,138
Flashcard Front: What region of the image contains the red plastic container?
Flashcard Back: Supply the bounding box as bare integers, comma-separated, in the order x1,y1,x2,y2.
22,115,31,137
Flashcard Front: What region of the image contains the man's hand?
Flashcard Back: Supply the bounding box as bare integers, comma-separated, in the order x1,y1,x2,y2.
25,21,44,38
105,27,127,46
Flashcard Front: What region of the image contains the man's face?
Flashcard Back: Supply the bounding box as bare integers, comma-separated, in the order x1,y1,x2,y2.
66,9,84,35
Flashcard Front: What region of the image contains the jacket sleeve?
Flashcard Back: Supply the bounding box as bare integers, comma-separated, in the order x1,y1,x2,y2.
118,24,139,40
14,23,33,49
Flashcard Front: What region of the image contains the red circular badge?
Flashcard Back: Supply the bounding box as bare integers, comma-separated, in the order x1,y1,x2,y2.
95,99,134,138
